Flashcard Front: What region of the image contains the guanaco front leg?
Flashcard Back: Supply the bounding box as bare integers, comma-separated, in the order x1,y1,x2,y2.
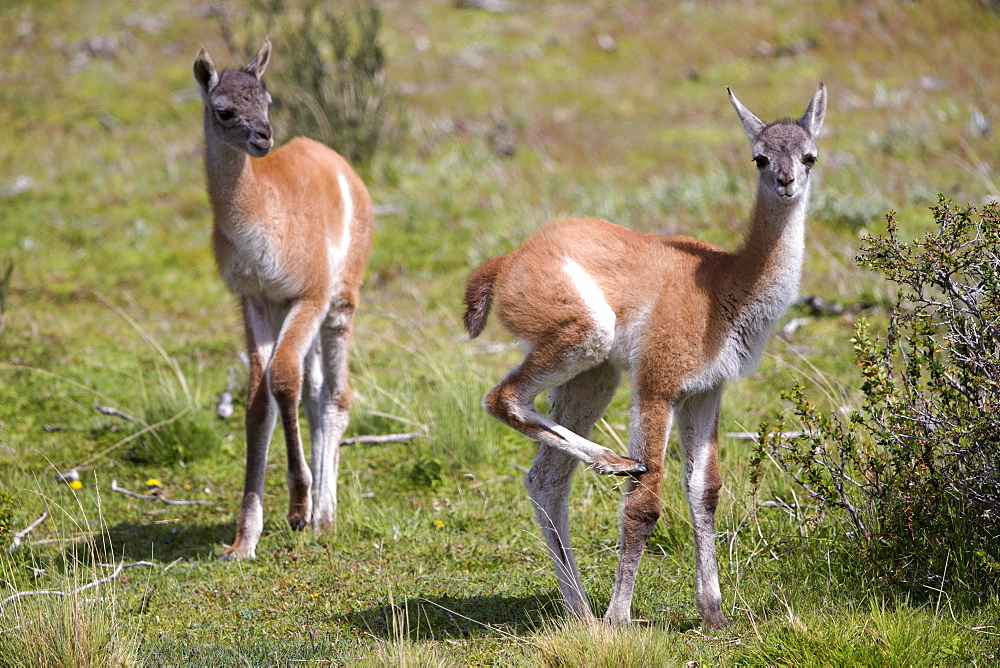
268,298,332,531
604,396,673,625
677,385,727,628
222,299,281,561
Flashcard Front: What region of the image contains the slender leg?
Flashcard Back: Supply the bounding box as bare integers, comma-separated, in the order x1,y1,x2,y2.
301,335,324,513
604,395,674,624
223,299,281,560
270,298,329,530
676,385,728,629
527,362,621,617
311,298,355,530
485,342,644,475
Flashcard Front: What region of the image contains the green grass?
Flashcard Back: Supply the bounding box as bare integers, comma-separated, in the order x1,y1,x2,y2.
2,0,1000,664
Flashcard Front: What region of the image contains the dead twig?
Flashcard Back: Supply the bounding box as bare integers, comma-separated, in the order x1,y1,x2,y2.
111,480,211,506
216,363,238,419
339,432,424,446
95,405,136,422
0,561,155,607
725,431,805,441
6,512,48,552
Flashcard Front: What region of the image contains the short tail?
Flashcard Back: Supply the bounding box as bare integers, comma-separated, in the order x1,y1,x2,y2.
463,255,505,338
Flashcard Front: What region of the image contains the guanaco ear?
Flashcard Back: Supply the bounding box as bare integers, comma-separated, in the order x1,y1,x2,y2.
193,47,219,93
728,87,766,142
799,81,827,138
245,36,272,80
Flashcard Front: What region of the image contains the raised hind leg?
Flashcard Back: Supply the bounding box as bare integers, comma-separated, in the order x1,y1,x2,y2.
526,361,621,617
484,336,644,476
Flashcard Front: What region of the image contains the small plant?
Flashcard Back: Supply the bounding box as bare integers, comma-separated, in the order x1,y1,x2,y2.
0,591,140,667
125,394,218,466
0,262,13,338
220,0,400,172
755,197,1000,596
0,491,13,547
533,619,690,667
0,492,141,666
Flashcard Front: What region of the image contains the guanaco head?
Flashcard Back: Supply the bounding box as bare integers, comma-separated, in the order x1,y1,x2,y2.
193,37,274,158
728,82,827,203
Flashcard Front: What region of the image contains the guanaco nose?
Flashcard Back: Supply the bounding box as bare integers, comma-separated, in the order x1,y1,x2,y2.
252,122,272,144
777,173,795,187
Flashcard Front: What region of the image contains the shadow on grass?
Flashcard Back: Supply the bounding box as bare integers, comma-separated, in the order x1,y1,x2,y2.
102,520,234,562
342,592,563,640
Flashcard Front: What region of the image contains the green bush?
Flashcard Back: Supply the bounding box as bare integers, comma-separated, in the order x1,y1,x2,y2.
0,490,13,546
0,262,13,338
755,197,1000,596
126,397,219,467
220,0,400,172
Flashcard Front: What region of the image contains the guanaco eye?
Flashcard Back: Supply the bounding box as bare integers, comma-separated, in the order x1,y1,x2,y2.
216,108,236,122
753,155,769,169
803,154,817,167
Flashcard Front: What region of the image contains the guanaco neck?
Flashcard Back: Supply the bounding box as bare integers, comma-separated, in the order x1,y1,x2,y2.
202,110,267,233
727,179,810,314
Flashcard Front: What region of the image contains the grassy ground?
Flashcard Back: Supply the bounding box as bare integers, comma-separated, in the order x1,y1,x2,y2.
2,0,999,664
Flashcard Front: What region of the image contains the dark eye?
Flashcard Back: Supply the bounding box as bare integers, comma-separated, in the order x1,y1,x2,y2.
216,108,236,122
803,154,817,167
753,155,769,169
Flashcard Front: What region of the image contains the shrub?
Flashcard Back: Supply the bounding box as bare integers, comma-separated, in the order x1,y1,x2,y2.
0,491,13,546
0,262,13,338
125,396,218,466
220,0,400,172
754,197,1000,596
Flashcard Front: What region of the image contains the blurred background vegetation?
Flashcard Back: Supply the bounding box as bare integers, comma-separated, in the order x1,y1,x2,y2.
0,0,998,664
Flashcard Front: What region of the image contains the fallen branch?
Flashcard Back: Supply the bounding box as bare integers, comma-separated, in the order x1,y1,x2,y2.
6,512,48,553
111,480,211,506
95,405,136,422
0,561,155,608
216,363,239,419
339,432,424,446
725,431,805,441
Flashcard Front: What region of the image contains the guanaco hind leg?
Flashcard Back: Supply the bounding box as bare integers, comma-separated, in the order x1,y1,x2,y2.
526,362,622,616
311,301,356,530
485,337,645,476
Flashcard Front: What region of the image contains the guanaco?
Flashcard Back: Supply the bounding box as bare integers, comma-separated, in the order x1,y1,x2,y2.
193,37,374,560
464,83,827,627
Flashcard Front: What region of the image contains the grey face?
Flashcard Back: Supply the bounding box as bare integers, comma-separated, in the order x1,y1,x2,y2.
751,122,818,201
207,70,274,158
728,83,827,203
193,38,274,158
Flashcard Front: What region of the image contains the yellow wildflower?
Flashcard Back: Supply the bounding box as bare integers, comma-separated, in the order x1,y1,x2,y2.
433,519,445,528
69,480,83,490
146,478,163,488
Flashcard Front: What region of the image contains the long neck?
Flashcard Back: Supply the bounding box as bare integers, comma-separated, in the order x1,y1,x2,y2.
203,110,263,229
729,180,810,307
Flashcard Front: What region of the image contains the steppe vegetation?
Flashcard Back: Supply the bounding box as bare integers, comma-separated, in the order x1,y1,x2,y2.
1,0,998,664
